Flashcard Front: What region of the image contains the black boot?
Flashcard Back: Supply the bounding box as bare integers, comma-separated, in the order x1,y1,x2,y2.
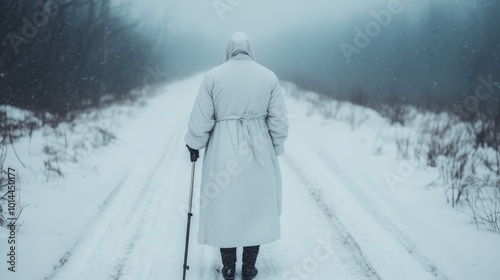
242,245,259,280
220,248,236,280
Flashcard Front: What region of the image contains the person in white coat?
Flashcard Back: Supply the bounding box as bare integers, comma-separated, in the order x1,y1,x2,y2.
184,32,288,280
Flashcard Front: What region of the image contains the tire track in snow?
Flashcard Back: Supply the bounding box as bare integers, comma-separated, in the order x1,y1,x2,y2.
283,155,381,280
108,145,177,278
43,166,133,280
98,119,186,280
109,117,190,280
318,152,450,280
45,114,185,280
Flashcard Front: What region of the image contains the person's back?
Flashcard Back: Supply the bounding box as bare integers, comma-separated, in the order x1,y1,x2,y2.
184,32,288,280
209,58,278,118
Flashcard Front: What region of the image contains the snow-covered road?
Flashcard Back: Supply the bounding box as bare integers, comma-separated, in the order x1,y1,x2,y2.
45,75,390,280
2,74,500,280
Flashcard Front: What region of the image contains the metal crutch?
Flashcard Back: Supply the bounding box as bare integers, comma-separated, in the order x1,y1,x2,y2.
182,160,196,280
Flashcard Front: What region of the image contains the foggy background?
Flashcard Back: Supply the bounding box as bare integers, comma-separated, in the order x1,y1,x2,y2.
1,0,499,121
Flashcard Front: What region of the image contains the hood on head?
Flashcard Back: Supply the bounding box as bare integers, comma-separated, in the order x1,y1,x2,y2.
224,32,255,62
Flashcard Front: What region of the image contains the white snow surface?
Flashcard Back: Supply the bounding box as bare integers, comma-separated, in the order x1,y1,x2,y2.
1,73,499,280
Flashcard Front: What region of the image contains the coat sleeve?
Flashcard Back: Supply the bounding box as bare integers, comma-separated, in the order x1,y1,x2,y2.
267,77,289,156
184,74,216,150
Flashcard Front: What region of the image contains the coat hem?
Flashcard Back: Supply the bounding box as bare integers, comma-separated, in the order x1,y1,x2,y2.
198,235,281,248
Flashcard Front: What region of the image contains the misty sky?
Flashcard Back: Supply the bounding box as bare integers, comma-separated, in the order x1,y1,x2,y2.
117,0,499,108
122,0,426,59
125,0,383,37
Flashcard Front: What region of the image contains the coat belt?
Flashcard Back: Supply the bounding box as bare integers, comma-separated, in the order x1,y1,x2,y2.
215,113,267,166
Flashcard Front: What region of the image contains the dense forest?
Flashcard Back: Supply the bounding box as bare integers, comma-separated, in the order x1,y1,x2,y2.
264,1,500,123
1,0,163,117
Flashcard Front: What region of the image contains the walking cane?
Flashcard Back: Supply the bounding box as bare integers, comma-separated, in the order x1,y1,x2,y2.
183,157,196,280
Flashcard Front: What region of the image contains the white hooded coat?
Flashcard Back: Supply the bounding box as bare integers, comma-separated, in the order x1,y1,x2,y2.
184,32,289,248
